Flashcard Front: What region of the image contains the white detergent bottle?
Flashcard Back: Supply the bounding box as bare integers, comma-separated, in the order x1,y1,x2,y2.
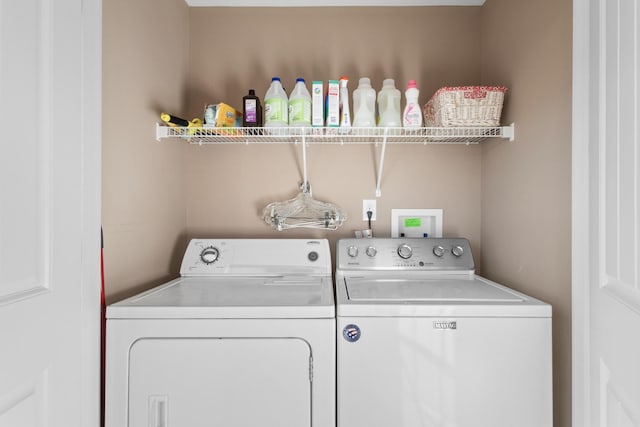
264,77,288,127
352,77,376,127
403,80,422,128
377,78,401,128
288,78,312,127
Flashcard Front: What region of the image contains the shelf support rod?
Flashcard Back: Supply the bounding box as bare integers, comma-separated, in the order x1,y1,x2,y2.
302,131,309,191
375,129,388,197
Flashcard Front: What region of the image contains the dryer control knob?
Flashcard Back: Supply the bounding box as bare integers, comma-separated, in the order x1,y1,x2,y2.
452,245,464,257
397,243,413,259
200,246,219,264
366,246,377,258
433,245,446,257
347,245,359,258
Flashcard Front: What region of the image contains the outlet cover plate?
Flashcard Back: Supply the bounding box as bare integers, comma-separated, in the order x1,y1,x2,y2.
362,199,377,221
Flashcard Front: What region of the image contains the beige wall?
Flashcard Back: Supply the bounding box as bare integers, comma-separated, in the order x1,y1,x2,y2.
480,0,572,426
184,7,485,257
102,2,573,425
102,0,190,303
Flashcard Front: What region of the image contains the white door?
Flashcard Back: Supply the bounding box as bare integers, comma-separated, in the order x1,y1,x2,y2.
0,0,101,426
573,0,640,426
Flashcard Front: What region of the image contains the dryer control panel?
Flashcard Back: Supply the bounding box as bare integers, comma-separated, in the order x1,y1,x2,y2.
180,238,331,276
337,238,474,271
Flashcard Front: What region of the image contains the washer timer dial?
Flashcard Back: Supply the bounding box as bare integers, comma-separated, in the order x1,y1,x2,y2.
200,246,220,264
397,243,413,259
347,245,359,258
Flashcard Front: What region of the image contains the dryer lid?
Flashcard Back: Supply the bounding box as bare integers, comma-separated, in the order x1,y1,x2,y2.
107,276,335,319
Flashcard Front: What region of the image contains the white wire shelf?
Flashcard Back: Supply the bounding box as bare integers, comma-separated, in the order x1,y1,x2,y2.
155,123,515,145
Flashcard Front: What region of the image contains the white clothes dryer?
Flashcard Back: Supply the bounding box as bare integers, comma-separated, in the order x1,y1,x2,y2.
335,238,552,427
106,239,335,427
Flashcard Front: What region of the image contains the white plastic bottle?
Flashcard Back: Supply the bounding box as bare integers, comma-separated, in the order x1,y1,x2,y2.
288,78,312,127
339,76,351,128
377,78,402,127
264,77,288,127
352,77,376,127
403,80,422,128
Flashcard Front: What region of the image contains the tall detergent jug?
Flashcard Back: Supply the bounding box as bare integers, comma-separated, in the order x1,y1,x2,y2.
288,78,312,127
403,80,422,127
352,77,376,127
377,78,401,127
264,77,288,127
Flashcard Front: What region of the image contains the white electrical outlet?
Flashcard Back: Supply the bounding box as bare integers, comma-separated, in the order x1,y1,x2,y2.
362,199,377,221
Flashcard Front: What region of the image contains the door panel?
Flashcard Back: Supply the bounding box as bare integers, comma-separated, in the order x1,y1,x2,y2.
129,338,312,427
600,0,640,312
0,0,50,302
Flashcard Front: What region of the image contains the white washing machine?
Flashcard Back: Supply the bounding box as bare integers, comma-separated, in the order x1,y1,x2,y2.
336,238,552,427
106,239,335,427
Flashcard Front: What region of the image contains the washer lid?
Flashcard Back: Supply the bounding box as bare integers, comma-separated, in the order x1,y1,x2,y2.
346,276,522,302
107,276,335,319
337,275,551,317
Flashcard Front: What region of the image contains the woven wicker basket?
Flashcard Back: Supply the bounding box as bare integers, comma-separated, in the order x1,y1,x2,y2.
423,86,507,127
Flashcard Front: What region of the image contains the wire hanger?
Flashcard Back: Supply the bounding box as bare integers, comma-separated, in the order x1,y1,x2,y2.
262,138,347,231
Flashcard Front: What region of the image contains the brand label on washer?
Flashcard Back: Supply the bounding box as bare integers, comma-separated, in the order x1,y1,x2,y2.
342,324,361,342
433,320,457,330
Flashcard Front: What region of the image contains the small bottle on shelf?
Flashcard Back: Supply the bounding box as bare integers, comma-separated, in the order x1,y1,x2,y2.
242,89,263,127
403,80,422,128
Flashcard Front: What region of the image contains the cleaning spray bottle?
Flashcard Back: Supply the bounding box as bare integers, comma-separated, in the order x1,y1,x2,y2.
339,76,351,128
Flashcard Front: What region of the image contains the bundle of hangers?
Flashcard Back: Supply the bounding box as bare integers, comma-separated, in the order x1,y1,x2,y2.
262,141,347,231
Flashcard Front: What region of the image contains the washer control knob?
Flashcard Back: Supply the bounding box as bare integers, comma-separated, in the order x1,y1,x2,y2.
347,245,359,258
433,245,446,257
452,245,465,257
200,246,219,264
397,243,413,259
366,246,377,258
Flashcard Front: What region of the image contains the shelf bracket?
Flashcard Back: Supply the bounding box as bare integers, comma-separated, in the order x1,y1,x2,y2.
504,123,515,141
375,129,389,197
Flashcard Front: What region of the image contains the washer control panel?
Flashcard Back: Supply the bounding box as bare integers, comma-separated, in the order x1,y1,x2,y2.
337,238,474,271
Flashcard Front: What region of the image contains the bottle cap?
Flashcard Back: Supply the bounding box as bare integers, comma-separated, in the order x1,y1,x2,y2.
407,80,418,89
248,89,255,95
359,77,371,86
272,77,281,82
296,77,305,83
